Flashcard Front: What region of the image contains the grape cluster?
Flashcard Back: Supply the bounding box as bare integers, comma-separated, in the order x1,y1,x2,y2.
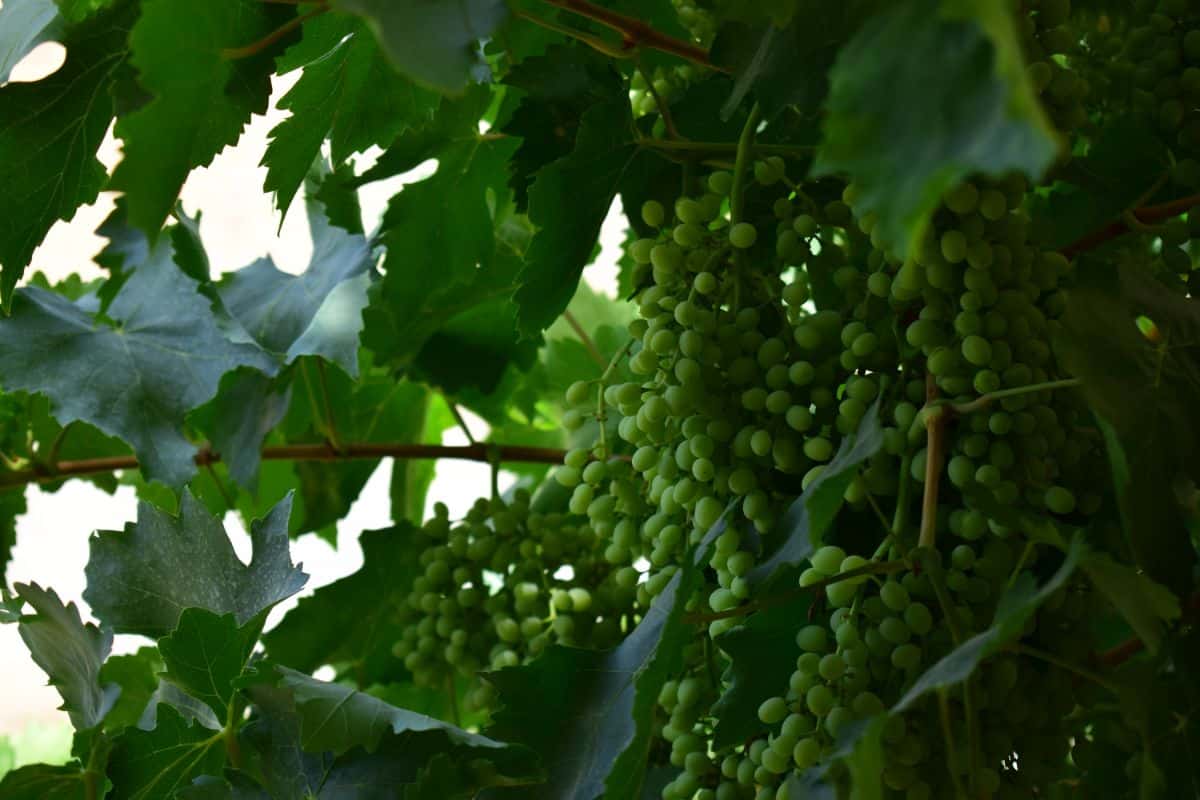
391,491,636,710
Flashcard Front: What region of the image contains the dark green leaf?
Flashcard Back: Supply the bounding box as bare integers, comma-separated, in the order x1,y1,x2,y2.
1082,552,1180,656
711,591,812,749
110,0,292,234
894,534,1086,711
0,240,277,487
711,0,882,119
84,491,307,637
0,0,60,82
486,556,703,799
177,773,269,800
264,14,439,216
218,201,374,378
159,610,257,721
748,396,884,586
514,97,643,338
331,0,508,93
0,763,89,799
0,489,27,583
13,582,117,731
1060,260,1200,591
0,2,130,305
192,370,292,491
264,524,423,681
499,44,624,208
811,0,1057,257
98,649,163,733
276,666,540,787
107,703,226,800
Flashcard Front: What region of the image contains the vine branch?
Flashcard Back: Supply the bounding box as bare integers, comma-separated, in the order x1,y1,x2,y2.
0,442,570,492
1061,192,1200,257
539,0,724,71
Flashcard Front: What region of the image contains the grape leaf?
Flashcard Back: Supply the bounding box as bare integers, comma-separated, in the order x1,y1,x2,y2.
177,773,269,800
514,95,645,338
0,0,60,82
263,524,424,682
710,591,812,749
1082,552,1181,656
748,396,884,586
0,238,277,487
894,534,1086,711
810,0,1057,258
218,201,375,379
711,0,883,119
331,0,508,93
106,703,226,800
192,370,292,491
276,666,541,787
13,582,118,731
0,2,130,305
485,553,704,799
1060,260,1200,592
362,92,538,394
264,14,438,217
0,489,27,583
159,609,257,721
499,44,624,208
109,0,293,234
0,763,91,799
84,491,307,637
98,649,163,733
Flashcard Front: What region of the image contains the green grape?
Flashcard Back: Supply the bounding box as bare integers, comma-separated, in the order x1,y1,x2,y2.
730,222,759,248
1044,485,1076,514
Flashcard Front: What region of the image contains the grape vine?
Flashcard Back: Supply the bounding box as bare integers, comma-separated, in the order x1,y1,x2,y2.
0,0,1197,798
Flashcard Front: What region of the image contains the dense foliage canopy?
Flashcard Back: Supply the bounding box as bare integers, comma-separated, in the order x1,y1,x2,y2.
0,0,1198,797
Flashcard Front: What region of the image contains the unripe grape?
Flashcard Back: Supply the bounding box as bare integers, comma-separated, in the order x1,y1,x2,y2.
641,200,666,227
1045,485,1076,514
730,222,758,249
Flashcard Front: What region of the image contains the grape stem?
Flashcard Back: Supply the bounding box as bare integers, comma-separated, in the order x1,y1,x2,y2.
936,690,969,800
222,4,326,59
446,398,478,446
1015,643,1119,693
539,0,724,71
730,103,762,229
918,393,947,549
512,9,632,61
563,310,608,368
0,442,571,491
635,61,680,139
1060,191,1200,257
681,559,907,624
945,377,1082,416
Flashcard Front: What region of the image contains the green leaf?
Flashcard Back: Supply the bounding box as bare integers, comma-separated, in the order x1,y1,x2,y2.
0,0,60,82
486,554,704,799
84,491,307,637
711,591,812,749
263,524,423,681
98,649,164,733
894,534,1086,712
159,610,257,722
0,763,89,799
390,395,452,524
0,2,130,305
0,240,277,487
1060,260,1200,591
276,666,540,786
1082,553,1181,656
748,396,885,586
110,0,293,234
363,92,538,394
0,489,27,583
13,582,118,731
264,14,438,216
514,96,644,338
106,703,225,800
192,371,292,491
331,0,508,93
499,44,624,208
218,202,374,378
710,0,883,118
811,0,1057,257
